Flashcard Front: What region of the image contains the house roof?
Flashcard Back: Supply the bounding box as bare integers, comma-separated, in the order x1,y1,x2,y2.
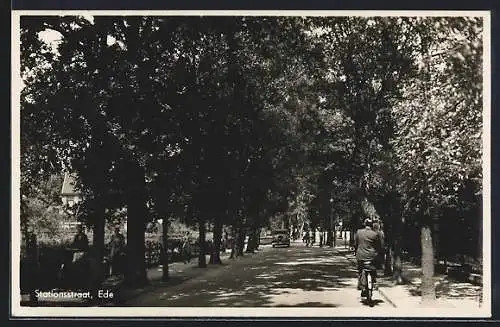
61,172,80,196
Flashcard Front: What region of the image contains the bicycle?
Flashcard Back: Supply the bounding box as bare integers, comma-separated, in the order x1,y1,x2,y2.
359,260,376,306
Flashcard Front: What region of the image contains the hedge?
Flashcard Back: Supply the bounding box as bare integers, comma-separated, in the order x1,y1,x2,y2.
20,237,220,293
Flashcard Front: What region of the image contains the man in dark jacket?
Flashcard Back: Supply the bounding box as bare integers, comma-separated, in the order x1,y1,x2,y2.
70,224,89,288
72,224,89,251
354,218,384,292
109,226,125,275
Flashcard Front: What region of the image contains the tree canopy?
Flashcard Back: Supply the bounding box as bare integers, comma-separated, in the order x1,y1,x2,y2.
20,15,484,296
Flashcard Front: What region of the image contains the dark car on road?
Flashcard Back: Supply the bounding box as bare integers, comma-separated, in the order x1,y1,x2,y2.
271,229,290,248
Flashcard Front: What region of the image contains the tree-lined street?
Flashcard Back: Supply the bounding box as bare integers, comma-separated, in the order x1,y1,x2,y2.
18,14,484,311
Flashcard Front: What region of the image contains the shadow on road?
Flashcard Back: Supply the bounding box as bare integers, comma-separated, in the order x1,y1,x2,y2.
128,246,380,307
336,246,482,303
361,299,384,307
276,302,339,307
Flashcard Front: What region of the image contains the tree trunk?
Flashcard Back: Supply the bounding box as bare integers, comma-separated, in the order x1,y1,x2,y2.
384,244,393,276
230,220,245,258
198,220,207,268
25,232,38,304
124,164,148,288
384,221,393,276
477,199,483,267
326,230,334,247
299,222,304,240
161,218,169,281
255,228,261,250
421,224,436,304
283,216,289,230
246,215,259,253
237,228,246,256
392,235,404,284
209,220,222,264
125,198,148,287
230,231,237,259
245,229,256,253
333,226,337,247
249,227,260,252
349,229,355,248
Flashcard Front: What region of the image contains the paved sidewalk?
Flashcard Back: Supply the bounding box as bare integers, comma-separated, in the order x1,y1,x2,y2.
118,248,267,304
334,247,483,310
21,250,250,306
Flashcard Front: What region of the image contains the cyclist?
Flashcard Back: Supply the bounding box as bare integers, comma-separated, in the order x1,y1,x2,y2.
354,218,384,296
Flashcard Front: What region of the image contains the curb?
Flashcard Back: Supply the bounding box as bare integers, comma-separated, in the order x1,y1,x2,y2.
376,288,398,308
333,247,398,308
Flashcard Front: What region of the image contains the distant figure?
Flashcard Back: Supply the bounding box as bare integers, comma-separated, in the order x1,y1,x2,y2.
223,230,229,252
70,224,89,288
306,230,312,247
315,228,321,247
108,226,125,275
72,224,89,252
319,229,324,247
72,224,89,264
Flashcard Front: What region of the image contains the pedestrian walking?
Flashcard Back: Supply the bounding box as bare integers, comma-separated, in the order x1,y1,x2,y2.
71,224,89,265
72,224,89,252
70,224,89,288
108,226,125,275
306,229,312,247
222,229,228,252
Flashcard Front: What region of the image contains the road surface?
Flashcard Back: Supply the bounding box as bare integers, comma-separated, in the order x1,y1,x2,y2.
127,242,392,308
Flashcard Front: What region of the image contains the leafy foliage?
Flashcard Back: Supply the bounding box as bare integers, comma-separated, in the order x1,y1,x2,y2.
391,17,482,218
20,16,484,289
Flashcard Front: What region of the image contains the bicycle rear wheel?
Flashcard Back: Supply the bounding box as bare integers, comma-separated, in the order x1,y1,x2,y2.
366,271,373,302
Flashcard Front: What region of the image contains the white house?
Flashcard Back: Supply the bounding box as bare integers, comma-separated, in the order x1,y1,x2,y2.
60,172,83,230
60,172,127,233
61,172,82,207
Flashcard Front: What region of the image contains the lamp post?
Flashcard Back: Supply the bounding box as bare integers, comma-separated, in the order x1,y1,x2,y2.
333,216,336,248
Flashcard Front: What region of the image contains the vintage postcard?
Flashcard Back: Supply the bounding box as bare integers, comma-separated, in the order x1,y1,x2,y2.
11,10,491,318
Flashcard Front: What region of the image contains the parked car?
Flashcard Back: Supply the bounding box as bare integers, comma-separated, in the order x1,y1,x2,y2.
271,229,290,248
259,235,273,245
